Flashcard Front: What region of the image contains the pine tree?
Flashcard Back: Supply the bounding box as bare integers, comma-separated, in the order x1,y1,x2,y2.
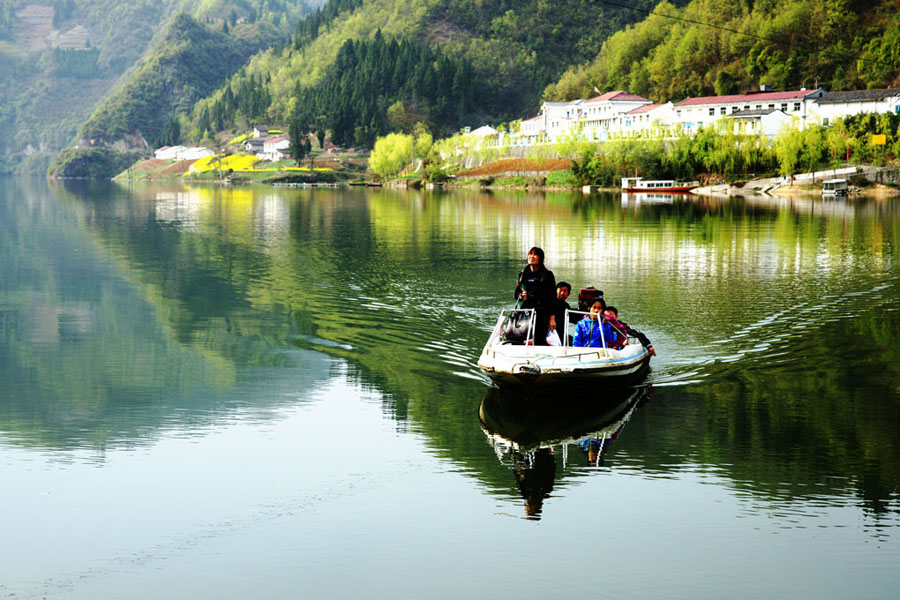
288,120,307,165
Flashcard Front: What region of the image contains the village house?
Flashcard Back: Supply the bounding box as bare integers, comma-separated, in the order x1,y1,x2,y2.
469,125,499,138
537,101,572,142
460,125,502,150
576,91,654,141
154,145,215,161
258,136,291,161
813,88,900,126
252,124,269,138
243,137,265,154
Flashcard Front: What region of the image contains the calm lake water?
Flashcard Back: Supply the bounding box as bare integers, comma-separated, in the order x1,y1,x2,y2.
1,177,898,599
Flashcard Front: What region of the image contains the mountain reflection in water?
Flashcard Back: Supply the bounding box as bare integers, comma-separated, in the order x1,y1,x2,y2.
480,386,650,519
1,178,898,599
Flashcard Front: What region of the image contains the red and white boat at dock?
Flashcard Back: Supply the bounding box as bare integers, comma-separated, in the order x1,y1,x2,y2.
621,177,697,193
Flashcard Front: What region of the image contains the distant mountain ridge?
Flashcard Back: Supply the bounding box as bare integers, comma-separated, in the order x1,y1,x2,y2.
0,0,324,174
77,13,284,150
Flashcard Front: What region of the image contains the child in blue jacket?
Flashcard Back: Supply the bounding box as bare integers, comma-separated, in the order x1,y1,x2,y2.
573,298,615,348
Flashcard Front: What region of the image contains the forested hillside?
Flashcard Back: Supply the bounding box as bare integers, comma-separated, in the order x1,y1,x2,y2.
545,0,900,103
0,0,322,174
77,13,284,148
168,0,683,148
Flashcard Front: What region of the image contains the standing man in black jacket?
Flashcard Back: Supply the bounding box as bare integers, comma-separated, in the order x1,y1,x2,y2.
514,247,555,345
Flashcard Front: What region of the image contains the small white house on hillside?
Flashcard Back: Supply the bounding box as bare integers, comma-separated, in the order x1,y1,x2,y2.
154,146,214,160
469,125,499,138
259,136,291,161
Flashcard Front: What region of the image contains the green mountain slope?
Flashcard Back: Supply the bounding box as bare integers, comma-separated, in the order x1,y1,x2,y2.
77,13,283,149
544,0,900,103
80,0,682,155
0,0,320,174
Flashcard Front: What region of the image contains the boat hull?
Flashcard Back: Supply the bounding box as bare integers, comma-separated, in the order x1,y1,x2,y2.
478,343,651,389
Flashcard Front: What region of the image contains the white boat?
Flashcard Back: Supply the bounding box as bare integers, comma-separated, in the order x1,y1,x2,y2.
621,176,697,193
477,308,651,388
822,178,848,196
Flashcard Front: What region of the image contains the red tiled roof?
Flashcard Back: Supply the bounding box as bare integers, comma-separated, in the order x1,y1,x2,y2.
627,104,663,114
585,90,651,103
522,115,542,122
267,136,287,143
676,90,815,106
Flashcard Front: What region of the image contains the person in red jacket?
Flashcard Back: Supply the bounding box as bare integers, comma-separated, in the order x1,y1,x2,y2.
603,306,656,356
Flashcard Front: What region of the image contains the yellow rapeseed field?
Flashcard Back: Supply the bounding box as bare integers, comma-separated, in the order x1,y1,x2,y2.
189,153,260,173
188,153,332,175
226,134,250,145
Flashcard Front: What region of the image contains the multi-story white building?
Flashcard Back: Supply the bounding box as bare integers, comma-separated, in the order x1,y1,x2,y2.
727,108,793,139
512,115,544,146
581,91,654,140
608,102,675,138
813,89,900,126
672,88,824,132
535,91,653,142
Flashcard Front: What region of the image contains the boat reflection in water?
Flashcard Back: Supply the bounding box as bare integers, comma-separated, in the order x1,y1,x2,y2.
478,385,650,519
620,192,692,207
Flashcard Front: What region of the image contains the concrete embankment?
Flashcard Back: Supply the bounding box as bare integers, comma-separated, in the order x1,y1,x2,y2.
694,166,900,197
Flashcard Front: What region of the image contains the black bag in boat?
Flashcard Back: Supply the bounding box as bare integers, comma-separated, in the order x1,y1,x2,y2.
503,310,531,343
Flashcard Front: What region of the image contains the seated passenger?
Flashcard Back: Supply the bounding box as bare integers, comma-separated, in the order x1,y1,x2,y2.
604,305,656,356
573,299,615,348
602,306,628,350
551,281,575,331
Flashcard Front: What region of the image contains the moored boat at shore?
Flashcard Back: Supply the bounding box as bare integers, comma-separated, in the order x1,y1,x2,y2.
621,176,697,193
822,178,849,196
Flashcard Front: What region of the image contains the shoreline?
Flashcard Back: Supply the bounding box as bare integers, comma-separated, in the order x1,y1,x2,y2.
106,156,900,198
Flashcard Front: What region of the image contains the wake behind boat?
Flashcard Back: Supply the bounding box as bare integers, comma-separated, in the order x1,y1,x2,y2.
477,307,652,388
